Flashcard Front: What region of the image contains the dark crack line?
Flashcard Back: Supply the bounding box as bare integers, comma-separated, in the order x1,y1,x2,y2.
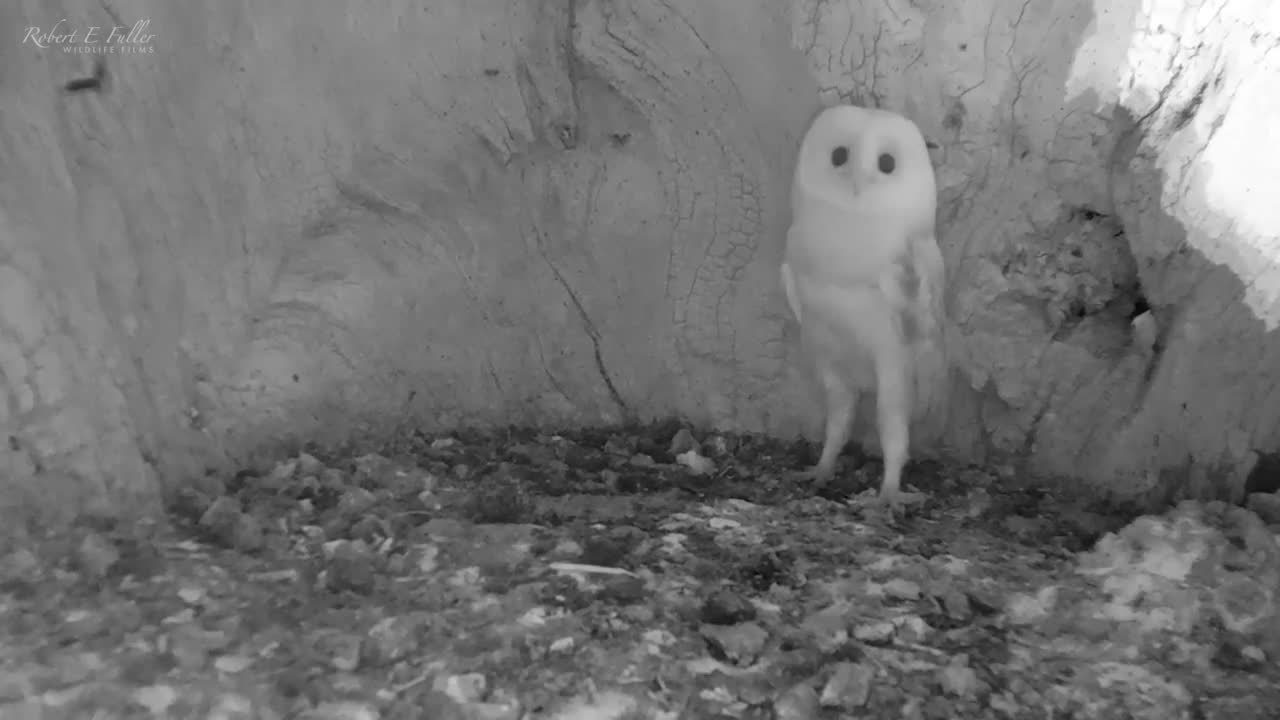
537,243,631,421
533,333,572,401
486,358,503,394
565,0,584,135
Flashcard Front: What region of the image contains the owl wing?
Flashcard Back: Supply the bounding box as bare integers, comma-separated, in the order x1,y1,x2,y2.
879,229,948,421
780,227,802,325
909,230,946,350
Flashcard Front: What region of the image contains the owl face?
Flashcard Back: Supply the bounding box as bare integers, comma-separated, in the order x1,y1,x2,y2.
793,105,937,224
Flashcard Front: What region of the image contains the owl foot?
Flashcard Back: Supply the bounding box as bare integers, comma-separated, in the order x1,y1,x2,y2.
784,465,837,494
790,464,835,483
868,488,928,519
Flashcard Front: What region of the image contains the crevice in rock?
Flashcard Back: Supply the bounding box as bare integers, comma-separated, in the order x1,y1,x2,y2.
536,239,632,423
1003,204,1141,345
1170,79,1209,133
564,0,584,146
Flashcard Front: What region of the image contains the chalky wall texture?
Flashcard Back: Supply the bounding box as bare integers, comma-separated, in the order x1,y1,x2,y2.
1,0,1277,523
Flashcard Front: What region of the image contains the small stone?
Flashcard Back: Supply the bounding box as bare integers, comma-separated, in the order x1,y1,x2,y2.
230,514,265,553
1002,515,1044,536
937,587,972,620
132,685,179,715
701,435,733,457
74,530,119,579
669,428,698,455
0,548,40,582
171,487,214,521
314,631,363,672
851,620,895,644
337,487,379,516
881,578,922,601
676,450,714,475
561,445,609,472
603,434,636,456
799,603,852,652
50,651,99,685
1005,586,1058,625
774,682,821,720
186,471,224,499
465,466,533,524
599,574,646,605
214,655,255,674
352,453,393,482
387,467,436,497
0,669,34,701
407,544,440,574
442,672,487,703
613,472,647,493
363,615,427,666
819,661,874,709
1247,493,1280,525
938,658,981,697
701,622,769,666
581,535,629,566
349,516,385,544
508,442,556,465
63,608,108,639
1213,573,1272,633
297,452,325,475
168,626,211,671
199,497,265,553
267,459,299,483
326,541,377,595
701,589,757,625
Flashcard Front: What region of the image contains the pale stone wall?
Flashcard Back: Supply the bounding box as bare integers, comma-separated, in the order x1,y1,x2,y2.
2,0,1277,522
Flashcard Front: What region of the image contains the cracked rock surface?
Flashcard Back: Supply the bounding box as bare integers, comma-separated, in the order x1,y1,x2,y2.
3,424,1280,719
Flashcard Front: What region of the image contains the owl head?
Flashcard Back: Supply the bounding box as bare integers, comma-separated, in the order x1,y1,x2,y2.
792,104,937,228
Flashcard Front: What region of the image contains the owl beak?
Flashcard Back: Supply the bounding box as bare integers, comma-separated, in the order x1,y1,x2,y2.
847,170,870,196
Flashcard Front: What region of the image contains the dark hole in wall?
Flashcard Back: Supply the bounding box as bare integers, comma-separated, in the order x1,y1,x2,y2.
1069,206,1106,222
1244,451,1280,495
1128,291,1150,320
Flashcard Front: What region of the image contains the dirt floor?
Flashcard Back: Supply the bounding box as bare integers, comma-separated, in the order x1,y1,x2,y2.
2,422,1279,719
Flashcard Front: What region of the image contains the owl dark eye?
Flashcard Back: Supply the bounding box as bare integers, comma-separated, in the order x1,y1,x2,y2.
831,146,849,167
878,153,896,174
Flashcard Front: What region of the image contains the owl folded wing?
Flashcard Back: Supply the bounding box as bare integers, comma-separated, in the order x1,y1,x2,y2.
780,229,802,325
877,229,948,422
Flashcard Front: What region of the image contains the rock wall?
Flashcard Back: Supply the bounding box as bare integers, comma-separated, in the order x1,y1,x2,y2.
1,0,1277,523
799,0,1280,504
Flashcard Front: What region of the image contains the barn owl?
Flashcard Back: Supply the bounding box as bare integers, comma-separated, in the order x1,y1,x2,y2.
780,103,948,511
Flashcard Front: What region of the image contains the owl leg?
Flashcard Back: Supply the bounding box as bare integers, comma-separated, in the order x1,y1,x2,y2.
810,363,856,483
873,350,927,511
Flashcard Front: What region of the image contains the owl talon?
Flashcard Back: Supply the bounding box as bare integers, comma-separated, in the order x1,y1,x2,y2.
871,489,928,518
788,465,835,484
810,464,837,483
